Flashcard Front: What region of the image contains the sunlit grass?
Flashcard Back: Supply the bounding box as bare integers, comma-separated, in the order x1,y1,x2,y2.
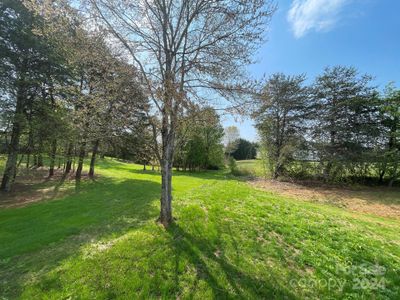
236,159,268,177
0,158,399,299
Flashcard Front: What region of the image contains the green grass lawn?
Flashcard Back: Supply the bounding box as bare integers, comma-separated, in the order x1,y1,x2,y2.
0,158,399,299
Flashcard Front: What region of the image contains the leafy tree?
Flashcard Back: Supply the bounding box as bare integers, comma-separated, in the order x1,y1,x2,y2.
254,73,309,179
89,0,275,226
0,1,149,190
231,139,257,160
0,0,66,191
310,66,379,181
377,83,400,186
174,107,224,171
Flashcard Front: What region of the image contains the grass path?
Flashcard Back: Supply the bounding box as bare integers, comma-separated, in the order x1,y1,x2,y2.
0,158,399,299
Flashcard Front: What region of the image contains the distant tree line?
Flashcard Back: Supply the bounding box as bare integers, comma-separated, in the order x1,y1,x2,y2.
253,67,400,186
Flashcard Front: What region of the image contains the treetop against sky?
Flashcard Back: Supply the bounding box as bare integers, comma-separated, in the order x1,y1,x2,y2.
227,0,400,142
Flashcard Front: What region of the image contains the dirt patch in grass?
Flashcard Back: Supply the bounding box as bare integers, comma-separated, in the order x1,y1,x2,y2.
250,179,400,219
0,168,92,208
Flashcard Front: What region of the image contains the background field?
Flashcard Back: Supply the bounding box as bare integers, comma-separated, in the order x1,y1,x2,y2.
236,159,267,177
0,158,399,299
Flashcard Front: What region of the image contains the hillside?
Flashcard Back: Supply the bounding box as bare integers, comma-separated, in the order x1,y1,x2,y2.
0,158,399,299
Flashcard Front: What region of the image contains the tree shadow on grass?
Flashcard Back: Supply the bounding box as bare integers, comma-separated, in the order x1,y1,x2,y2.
0,177,160,299
129,168,235,182
167,223,299,299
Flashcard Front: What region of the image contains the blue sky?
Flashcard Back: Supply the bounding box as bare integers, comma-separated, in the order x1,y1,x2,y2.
223,0,400,141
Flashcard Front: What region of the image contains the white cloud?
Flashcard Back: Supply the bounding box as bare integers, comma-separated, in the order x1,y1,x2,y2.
287,0,351,38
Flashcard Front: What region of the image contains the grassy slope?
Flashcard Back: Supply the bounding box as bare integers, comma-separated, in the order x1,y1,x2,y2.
0,158,399,299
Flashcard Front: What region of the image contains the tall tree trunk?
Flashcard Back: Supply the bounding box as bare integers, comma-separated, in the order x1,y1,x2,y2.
388,164,398,188
88,139,99,178
37,140,44,167
65,143,73,174
1,90,24,192
379,169,385,184
17,155,24,168
159,119,175,227
49,139,57,177
26,124,33,169
158,64,176,227
160,157,173,227
48,87,57,177
75,142,86,180
26,153,30,169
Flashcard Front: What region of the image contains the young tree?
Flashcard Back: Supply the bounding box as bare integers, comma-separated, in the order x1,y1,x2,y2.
89,0,275,226
254,73,309,179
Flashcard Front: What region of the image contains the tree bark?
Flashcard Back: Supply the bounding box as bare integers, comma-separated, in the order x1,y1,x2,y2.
49,139,57,177
26,153,30,169
379,169,385,184
65,143,73,173
37,140,44,167
159,116,175,227
26,124,33,169
160,157,173,226
75,142,86,181
1,88,25,192
88,139,99,177
388,166,397,188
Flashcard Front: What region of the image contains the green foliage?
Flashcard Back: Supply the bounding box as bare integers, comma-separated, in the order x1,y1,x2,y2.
174,107,224,171
310,66,380,181
0,1,148,189
236,159,267,177
254,73,309,179
0,158,399,299
227,156,238,174
376,82,400,185
254,68,400,185
231,138,257,160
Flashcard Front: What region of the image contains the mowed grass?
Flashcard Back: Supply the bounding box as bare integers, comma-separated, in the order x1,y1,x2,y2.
0,158,399,299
